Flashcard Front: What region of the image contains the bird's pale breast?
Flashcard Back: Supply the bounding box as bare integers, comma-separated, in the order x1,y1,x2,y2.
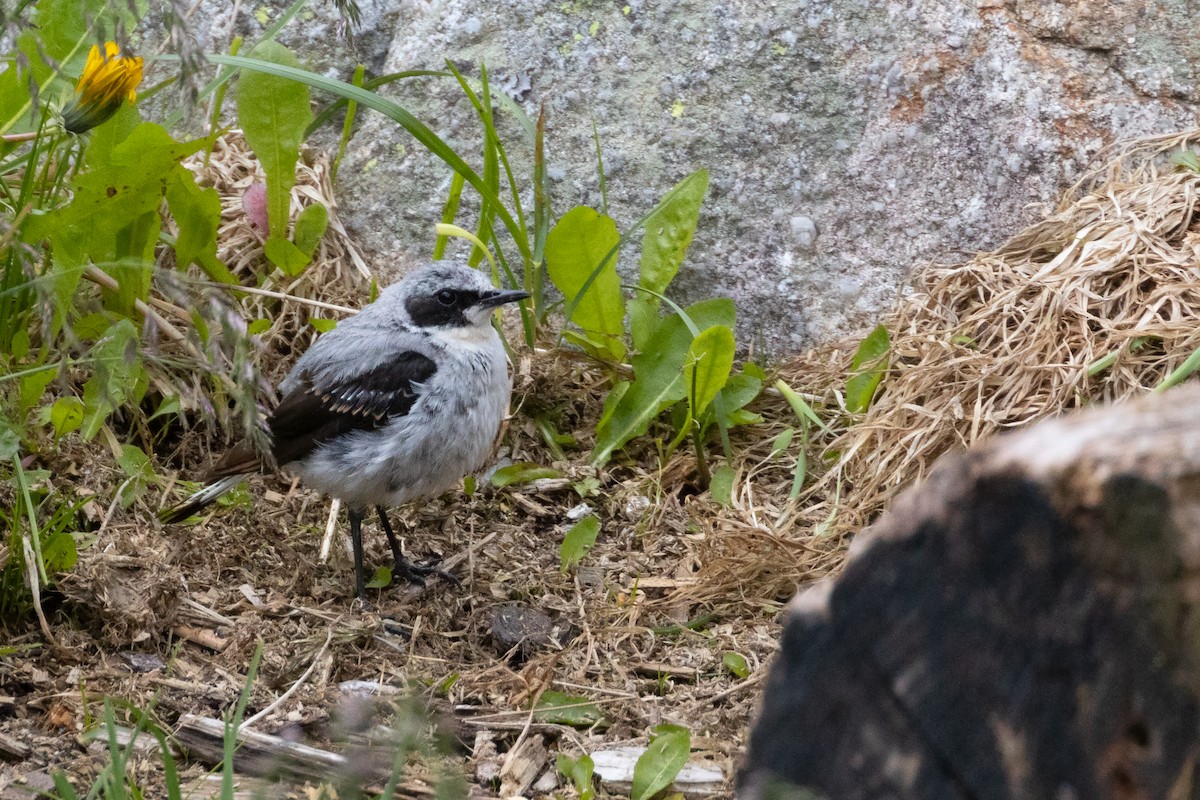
290,334,511,511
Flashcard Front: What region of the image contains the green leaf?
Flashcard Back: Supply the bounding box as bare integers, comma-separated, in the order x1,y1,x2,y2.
710,464,734,507
845,324,890,414
560,516,600,572
556,754,596,800
263,232,311,277
1172,150,1200,173
365,565,392,589
236,42,312,264
770,427,794,458
309,318,337,333
722,651,750,679
166,169,224,275
720,373,763,419
592,299,735,465
50,397,84,438
79,319,143,440
30,124,209,290
247,319,272,335
533,691,608,730
42,530,78,574
684,325,735,418
546,206,626,361
0,418,18,460
149,395,181,421
630,170,709,349
19,366,56,417
490,462,561,488
632,724,691,800
117,445,154,481
293,202,328,257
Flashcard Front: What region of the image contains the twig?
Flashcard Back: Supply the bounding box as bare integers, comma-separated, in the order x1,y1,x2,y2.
96,477,133,538
82,266,188,342
319,498,342,563
240,626,334,731
195,280,359,315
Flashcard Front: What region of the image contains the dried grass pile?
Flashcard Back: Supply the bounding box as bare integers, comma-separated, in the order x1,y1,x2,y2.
779,130,1200,551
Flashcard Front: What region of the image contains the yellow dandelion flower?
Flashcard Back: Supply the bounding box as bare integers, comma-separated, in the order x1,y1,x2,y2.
61,42,144,134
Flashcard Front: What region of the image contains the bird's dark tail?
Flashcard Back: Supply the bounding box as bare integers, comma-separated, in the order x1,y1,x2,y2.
159,475,246,523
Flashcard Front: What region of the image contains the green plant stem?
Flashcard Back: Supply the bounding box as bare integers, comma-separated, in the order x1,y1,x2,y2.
12,455,47,584
433,172,466,259
186,53,534,265
204,36,242,168
1155,344,1200,393
331,63,364,181
691,426,710,488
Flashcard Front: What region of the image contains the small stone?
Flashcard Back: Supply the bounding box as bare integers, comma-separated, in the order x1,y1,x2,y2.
624,495,651,520
488,606,577,659
119,652,166,673
790,215,818,249
567,502,593,521
489,605,555,657
533,770,559,793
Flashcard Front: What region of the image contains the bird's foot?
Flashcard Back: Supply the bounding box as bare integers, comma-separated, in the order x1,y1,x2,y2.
394,554,461,587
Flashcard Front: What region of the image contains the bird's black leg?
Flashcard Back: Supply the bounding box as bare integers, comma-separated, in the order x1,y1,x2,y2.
349,508,366,601
377,506,461,587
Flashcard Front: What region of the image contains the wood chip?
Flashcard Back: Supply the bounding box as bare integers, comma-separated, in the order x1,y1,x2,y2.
176,714,390,783
0,731,31,762
633,662,701,681
173,625,229,652
499,733,547,798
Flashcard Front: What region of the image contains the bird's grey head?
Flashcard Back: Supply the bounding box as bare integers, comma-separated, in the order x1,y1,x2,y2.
397,261,528,330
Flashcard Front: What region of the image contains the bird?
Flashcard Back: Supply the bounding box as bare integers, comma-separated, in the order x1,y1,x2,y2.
160,260,529,599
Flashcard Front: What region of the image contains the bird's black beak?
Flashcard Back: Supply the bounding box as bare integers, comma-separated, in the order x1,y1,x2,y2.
479,289,530,309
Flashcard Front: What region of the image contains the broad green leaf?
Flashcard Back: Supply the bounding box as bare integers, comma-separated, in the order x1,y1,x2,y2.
710,464,735,507
236,42,312,264
490,462,561,488
293,202,328,257
721,373,763,415
546,206,625,361
80,319,144,440
770,427,795,458
632,725,691,800
365,565,392,589
42,530,78,574
31,124,207,278
247,319,272,335
309,318,337,333
560,516,600,572
263,237,310,276
684,325,735,418
1172,150,1200,173
631,170,709,349
556,754,596,800
722,651,750,679
149,395,181,421
845,324,890,413
20,367,56,417
117,444,154,482
533,691,608,730
166,169,224,276
592,299,735,465
0,418,19,460
50,397,84,438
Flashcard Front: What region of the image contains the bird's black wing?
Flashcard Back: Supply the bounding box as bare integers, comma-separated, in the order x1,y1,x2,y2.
205,351,438,479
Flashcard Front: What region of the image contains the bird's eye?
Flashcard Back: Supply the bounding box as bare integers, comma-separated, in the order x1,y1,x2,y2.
436,289,458,306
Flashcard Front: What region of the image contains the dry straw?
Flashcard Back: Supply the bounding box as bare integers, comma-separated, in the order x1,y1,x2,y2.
786,129,1200,555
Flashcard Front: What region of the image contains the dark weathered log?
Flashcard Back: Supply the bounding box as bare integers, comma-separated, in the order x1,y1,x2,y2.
740,385,1200,800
